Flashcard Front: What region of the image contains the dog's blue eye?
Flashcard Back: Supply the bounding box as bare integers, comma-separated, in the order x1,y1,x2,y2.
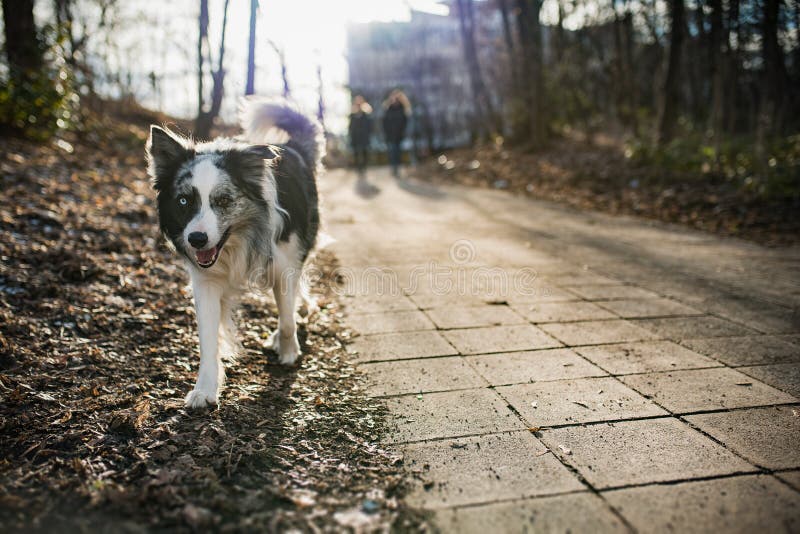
178,196,188,206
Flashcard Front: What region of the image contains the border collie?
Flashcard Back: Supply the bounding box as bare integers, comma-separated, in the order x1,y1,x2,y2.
146,100,324,409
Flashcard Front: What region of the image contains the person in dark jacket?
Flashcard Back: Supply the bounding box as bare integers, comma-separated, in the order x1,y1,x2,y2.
382,89,410,177
348,95,372,174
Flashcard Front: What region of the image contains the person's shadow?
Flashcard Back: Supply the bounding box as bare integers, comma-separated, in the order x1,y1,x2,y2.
355,170,381,199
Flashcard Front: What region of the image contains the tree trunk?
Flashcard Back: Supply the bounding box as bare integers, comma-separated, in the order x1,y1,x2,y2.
456,0,500,139
725,0,740,132
515,0,546,147
497,0,518,91
708,0,724,145
197,0,208,117
245,0,257,96
195,0,230,139
2,0,43,79
656,0,684,145
758,0,788,140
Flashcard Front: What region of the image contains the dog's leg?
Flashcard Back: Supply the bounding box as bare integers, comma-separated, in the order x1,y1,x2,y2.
185,277,224,409
218,297,241,360
270,269,301,365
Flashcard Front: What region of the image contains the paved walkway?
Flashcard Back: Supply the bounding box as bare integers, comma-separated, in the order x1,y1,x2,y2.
319,167,800,533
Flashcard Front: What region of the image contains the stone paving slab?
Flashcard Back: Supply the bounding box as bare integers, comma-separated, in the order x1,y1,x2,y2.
634,316,757,340
575,341,721,375
680,336,800,366
432,492,627,534
539,319,658,346
603,475,800,533
738,363,800,397
504,285,582,304
425,305,525,329
407,292,493,310
383,388,525,443
342,294,418,314
466,349,607,386
596,298,702,319
545,273,623,286
778,471,800,491
686,406,800,470
347,331,457,362
510,301,616,323
539,418,755,488
498,377,667,426
345,310,435,335
442,325,561,355
400,431,584,508
620,368,797,413
362,357,486,397
563,284,662,301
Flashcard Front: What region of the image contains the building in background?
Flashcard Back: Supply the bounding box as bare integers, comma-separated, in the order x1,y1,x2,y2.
346,7,504,154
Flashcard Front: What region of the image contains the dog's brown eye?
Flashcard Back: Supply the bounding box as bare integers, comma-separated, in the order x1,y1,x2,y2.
215,195,231,209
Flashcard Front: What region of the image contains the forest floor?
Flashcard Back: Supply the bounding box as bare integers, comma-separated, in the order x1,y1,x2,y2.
0,113,428,532
415,133,800,246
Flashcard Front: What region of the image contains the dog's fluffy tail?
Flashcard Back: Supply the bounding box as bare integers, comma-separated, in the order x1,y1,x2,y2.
240,98,325,172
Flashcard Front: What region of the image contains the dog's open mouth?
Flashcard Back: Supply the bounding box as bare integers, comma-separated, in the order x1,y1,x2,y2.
195,229,230,268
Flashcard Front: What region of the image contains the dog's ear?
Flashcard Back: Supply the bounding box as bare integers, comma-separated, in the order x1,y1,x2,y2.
146,126,193,190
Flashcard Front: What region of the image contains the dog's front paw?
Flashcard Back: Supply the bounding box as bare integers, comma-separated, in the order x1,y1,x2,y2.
278,334,301,365
184,388,218,409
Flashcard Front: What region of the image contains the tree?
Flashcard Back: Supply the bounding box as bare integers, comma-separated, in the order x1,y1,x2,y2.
2,0,44,84
269,41,290,99
515,0,546,147
708,0,724,144
456,0,500,140
656,0,684,145
245,0,257,96
758,0,789,140
195,0,231,139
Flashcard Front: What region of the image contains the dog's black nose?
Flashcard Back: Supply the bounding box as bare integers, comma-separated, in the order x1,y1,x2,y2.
188,232,208,249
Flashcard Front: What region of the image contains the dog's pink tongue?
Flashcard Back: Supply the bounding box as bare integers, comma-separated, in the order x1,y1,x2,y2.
196,247,217,264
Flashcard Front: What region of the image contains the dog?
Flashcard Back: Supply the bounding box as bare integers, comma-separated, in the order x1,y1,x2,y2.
145,100,324,409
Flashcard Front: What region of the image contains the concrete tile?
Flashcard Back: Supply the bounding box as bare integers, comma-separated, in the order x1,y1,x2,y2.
383,388,524,442
498,377,667,426
401,431,584,508
565,285,661,301
576,341,721,375
620,368,797,412
511,301,616,323
505,285,582,304
539,418,755,488
539,320,658,346
604,475,800,533
426,305,525,329
778,471,800,491
467,349,607,386
342,294,417,314
634,316,757,340
547,273,623,286
739,363,800,397
362,357,486,397
686,406,800,470
681,336,800,366
433,492,626,534
348,331,457,362
442,325,561,355
346,310,435,335
408,292,490,310
596,298,702,319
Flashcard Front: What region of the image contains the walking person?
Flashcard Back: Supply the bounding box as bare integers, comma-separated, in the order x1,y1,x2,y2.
348,95,372,174
382,89,410,177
